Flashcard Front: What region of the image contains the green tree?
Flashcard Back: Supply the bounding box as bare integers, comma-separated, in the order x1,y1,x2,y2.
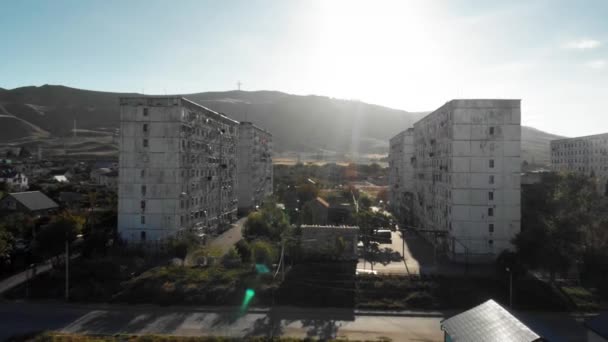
250,240,278,266
0,226,14,261
296,183,319,204
36,211,83,264
168,233,197,265
515,173,606,281
243,198,290,241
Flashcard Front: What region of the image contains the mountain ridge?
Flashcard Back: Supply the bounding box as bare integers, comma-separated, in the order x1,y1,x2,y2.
0,84,562,164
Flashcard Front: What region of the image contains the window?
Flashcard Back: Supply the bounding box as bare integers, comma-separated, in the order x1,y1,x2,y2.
489,127,495,135
488,191,494,201
140,231,146,241
489,223,494,233
488,207,494,216
143,124,148,132
141,215,145,224
141,170,145,178
180,200,184,209
489,159,494,168
143,139,148,147
140,200,146,210
141,185,146,196
489,175,495,184
143,108,148,116
488,239,494,246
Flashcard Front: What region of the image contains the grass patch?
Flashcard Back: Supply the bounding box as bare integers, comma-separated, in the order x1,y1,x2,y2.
4,255,164,302
112,264,277,306
356,274,573,311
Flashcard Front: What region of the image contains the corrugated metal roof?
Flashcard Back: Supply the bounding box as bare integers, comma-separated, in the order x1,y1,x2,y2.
7,191,59,211
441,299,541,342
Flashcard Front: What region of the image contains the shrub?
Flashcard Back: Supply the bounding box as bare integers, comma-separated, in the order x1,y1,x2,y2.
221,248,242,268
235,239,252,263
251,240,278,266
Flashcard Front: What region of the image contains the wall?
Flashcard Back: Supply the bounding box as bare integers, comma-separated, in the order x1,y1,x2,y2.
237,122,273,213
300,225,359,260
412,99,521,260
118,97,239,242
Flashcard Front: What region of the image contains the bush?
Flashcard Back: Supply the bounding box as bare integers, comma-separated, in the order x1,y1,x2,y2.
221,248,242,268
235,239,252,263
250,240,278,266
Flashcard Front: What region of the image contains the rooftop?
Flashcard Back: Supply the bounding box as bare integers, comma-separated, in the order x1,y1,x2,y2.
315,196,330,208
441,300,541,342
4,191,59,211
301,225,359,229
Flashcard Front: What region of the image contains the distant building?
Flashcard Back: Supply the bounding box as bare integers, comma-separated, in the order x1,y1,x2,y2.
0,169,28,191
550,133,608,194
412,99,521,262
441,299,542,341
118,97,239,242
0,191,59,215
91,168,118,188
388,128,414,225
303,197,330,225
237,122,273,214
300,225,359,260
52,175,69,183
58,191,85,209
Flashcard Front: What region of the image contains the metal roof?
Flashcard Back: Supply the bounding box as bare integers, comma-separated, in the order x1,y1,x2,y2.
441,300,542,342
6,191,59,211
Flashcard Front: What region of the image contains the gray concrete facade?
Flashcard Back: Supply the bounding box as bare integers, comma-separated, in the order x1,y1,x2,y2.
388,128,415,225
236,122,273,214
412,99,521,261
118,97,239,242
550,132,608,194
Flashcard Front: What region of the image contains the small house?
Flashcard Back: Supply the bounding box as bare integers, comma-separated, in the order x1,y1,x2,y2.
0,191,59,215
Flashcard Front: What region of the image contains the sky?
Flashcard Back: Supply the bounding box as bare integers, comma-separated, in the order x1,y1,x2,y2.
1,0,607,137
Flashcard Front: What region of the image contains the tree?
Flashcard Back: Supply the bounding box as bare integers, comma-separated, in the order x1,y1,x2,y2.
296,183,319,204
250,240,278,266
18,147,31,159
0,226,13,261
235,239,252,263
221,247,242,268
243,198,290,241
36,211,83,264
514,173,607,281
168,233,197,265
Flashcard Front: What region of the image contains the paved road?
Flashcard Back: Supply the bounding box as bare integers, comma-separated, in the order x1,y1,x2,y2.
357,231,421,275
0,254,79,294
0,302,444,341
208,217,247,255
0,301,589,341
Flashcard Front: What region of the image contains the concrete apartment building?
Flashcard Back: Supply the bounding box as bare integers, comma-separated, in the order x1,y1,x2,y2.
412,99,521,261
388,128,415,225
550,133,608,194
236,122,273,214
118,97,239,242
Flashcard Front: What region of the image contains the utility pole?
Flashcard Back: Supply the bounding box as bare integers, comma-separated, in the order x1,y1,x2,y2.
237,81,242,91
65,239,69,301
218,128,224,230
506,267,513,308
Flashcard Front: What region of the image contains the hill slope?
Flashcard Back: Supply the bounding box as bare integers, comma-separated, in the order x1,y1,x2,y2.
0,85,561,164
